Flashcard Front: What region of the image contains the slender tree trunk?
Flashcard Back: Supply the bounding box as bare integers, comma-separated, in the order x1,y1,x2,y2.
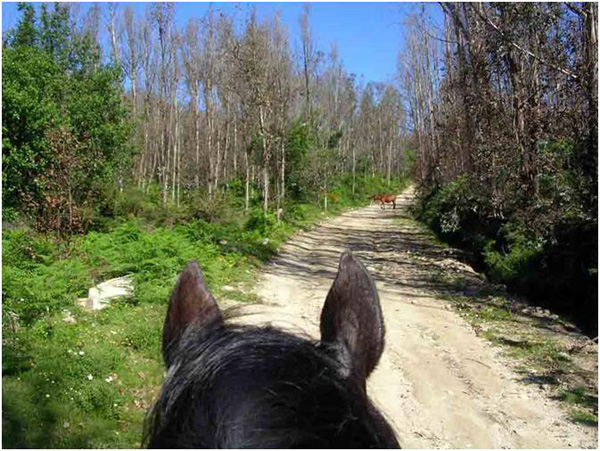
387,139,392,186
259,106,269,213
233,117,238,175
214,126,221,194
280,137,285,208
324,177,328,212
193,88,200,188
245,151,250,211
352,145,356,195
108,3,120,67
171,98,178,203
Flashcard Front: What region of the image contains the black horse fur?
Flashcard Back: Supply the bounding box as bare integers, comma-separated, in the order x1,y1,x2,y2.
144,252,399,448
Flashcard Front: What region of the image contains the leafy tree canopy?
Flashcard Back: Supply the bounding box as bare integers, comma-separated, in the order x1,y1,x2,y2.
3,3,133,233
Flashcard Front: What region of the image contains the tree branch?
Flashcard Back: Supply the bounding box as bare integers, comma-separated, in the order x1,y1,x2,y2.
472,4,579,81
565,2,586,18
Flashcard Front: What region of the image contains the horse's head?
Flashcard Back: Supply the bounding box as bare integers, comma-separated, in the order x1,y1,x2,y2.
145,253,399,448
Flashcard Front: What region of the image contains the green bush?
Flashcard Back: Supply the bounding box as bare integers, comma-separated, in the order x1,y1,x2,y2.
415,163,597,335
245,208,278,235
3,256,91,325
3,45,133,234
417,175,479,234
484,225,543,286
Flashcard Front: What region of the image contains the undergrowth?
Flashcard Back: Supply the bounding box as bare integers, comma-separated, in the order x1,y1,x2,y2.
413,175,598,336
2,174,409,448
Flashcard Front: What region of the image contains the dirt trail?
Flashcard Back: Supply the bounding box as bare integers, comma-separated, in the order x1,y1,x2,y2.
238,186,596,448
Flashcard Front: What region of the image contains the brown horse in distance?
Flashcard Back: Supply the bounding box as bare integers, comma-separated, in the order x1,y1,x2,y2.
371,194,396,210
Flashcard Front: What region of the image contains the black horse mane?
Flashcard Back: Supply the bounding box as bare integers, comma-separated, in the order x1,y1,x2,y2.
145,322,396,448
144,253,400,448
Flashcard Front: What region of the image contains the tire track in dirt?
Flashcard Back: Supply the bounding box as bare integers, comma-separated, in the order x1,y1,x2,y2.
240,186,597,448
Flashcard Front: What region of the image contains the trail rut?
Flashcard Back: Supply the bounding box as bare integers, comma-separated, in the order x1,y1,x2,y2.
238,186,597,448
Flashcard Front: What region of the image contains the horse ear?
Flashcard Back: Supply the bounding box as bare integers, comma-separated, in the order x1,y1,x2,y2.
320,252,385,384
163,261,223,366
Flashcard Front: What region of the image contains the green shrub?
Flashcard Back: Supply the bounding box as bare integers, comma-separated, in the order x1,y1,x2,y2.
245,208,278,235
3,257,91,325
417,175,478,235
3,229,59,269
484,225,543,286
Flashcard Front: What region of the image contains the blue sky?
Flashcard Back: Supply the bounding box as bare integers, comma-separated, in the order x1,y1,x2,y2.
2,2,442,85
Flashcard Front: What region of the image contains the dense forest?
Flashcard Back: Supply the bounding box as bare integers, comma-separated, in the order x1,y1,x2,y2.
400,3,598,335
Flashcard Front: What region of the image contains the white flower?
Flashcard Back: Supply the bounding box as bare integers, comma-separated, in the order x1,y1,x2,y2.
45,394,50,398
86,374,93,381
78,351,85,356
105,376,114,383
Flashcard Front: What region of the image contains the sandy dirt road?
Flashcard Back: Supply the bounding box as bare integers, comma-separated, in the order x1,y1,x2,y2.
238,187,597,448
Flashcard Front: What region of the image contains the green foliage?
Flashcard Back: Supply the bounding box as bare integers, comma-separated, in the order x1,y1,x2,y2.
570,410,598,425
3,230,92,324
245,209,277,234
3,5,133,234
285,120,313,201
484,225,543,286
121,321,162,360
559,386,597,410
402,146,417,178
327,129,343,150
416,175,488,238
2,46,62,211
2,303,165,448
415,151,598,335
11,3,38,48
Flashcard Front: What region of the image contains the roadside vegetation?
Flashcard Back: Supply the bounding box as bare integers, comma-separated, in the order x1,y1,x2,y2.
401,4,598,337
3,174,407,449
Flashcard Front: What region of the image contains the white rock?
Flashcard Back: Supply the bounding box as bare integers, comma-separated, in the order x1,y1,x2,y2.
81,275,134,311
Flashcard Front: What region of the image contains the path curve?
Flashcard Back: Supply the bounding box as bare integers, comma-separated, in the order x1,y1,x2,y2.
240,187,596,448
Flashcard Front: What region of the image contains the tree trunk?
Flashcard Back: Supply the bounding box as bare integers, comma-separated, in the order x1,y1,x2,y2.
352,145,356,195
245,151,250,211
387,139,392,186
259,106,269,214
